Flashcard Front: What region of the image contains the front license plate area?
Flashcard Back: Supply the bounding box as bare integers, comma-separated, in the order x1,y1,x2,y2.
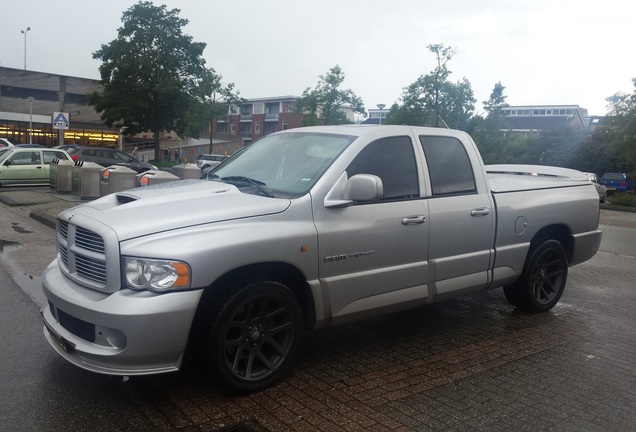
43,315,75,353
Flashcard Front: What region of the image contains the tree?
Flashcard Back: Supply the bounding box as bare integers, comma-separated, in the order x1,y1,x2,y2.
483,81,508,118
604,78,636,178
294,65,365,126
470,81,514,163
89,2,240,161
387,44,475,130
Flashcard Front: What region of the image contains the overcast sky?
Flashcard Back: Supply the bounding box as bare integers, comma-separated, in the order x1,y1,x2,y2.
3,0,635,116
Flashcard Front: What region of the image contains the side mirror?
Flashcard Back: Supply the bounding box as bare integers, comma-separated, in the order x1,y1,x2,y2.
324,173,383,208
344,174,384,201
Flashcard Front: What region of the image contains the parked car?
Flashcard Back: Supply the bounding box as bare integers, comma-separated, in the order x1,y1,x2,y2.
0,147,72,186
0,138,15,148
601,172,628,195
585,173,607,203
67,146,157,173
54,144,80,151
196,153,227,170
15,143,47,148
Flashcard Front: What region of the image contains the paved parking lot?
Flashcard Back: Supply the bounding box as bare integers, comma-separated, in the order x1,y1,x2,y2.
0,189,634,431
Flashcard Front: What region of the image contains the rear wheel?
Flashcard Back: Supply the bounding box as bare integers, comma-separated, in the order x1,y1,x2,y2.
204,281,303,393
503,239,568,312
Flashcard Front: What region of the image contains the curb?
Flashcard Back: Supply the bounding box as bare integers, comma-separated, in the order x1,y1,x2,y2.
600,204,636,213
29,209,58,230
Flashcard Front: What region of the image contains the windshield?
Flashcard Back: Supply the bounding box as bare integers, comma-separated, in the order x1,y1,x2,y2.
208,131,356,197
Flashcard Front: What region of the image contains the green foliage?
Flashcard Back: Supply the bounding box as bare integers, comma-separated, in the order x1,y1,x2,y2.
483,81,508,118
89,1,240,160
294,65,365,126
603,78,636,179
387,44,475,130
607,192,636,208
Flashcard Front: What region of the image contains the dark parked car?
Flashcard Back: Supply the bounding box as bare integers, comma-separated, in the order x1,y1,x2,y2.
15,143,47,148
54,144,80,151
67,147,157,173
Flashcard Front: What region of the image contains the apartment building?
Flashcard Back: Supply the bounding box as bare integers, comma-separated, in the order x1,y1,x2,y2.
213,96,304,145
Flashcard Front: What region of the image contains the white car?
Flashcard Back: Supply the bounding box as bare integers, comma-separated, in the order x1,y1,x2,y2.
0,138,15,148
195,154,227,170
585,173,607,203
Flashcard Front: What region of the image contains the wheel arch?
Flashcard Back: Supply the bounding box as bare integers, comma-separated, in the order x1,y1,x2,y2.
189,262,315,341
529,224,573,263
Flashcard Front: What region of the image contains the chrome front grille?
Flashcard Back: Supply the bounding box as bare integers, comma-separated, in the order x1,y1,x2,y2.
75,254,108,284
57,216,116,293
75,226,105,254
59,219,68,239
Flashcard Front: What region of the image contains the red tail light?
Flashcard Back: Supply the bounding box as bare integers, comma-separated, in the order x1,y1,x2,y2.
621,181,627,187
71,155,79,161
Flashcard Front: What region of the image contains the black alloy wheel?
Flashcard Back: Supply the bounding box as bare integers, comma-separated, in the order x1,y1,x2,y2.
206,281,303,392
504,239,568,312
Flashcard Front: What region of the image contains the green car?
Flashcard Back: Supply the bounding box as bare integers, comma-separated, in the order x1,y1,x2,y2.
0,147,73,186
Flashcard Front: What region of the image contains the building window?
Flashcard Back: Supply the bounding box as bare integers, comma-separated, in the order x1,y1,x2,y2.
255,122,261,135
231,123,236,135
282,121,288,130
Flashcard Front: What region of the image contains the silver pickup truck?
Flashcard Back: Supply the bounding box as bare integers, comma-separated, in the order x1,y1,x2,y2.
41,125,602,392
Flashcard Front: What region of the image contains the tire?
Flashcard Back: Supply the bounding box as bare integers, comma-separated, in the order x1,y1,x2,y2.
204,281,303,393
503,239,568,312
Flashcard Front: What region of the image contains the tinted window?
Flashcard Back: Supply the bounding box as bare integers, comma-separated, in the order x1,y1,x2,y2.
9,151,40,165
420,136,476,196
114,151,133,162
347,136,419,200
43,150,68,164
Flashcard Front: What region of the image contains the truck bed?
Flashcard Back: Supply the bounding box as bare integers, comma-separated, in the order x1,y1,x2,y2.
486,164,591,193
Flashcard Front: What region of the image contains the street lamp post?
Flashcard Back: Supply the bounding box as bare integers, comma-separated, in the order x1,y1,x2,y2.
28,97,34,144
377,103,386,125
21,27,31,70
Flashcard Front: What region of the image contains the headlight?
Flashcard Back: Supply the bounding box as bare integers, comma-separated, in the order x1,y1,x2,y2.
124,257,191,292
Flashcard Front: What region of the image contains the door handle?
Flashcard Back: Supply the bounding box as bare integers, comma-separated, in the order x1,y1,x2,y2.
471,207,490,217
402,215,426,225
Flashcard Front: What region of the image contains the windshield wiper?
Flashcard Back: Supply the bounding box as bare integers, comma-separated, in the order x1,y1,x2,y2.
219,176,274,198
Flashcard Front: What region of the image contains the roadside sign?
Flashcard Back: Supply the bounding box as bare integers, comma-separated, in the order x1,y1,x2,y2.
53,112,70,130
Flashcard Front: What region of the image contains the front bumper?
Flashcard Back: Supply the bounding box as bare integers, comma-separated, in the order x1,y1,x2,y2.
41,259,203,376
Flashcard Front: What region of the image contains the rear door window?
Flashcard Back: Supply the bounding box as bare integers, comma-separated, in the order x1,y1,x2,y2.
419,136,476,196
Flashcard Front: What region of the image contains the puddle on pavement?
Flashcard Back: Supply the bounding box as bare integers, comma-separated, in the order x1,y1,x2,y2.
11,223,34,234
0,239,46,307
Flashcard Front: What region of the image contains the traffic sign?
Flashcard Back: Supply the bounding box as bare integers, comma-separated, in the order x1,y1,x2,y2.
53,112,70,130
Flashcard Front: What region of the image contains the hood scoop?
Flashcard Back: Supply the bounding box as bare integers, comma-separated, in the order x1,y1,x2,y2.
116,194,138,205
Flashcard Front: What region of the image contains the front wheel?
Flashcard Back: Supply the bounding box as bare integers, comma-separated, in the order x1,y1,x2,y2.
204,281,303,393
503,239,568,312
